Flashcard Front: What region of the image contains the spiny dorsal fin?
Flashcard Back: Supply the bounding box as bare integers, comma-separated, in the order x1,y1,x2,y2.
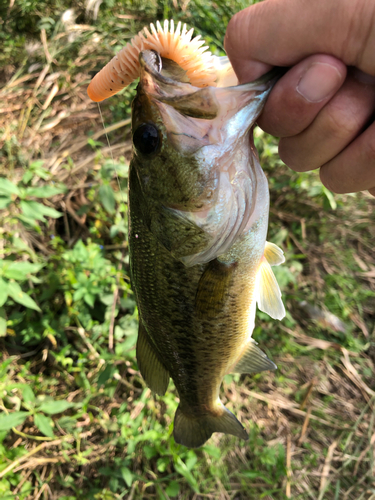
173,401,248,448
264,241,285,266
233,339,277,373
136,321,170,396
257,257,285,320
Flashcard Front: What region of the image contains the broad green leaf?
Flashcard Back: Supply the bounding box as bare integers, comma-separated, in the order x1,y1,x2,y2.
22,385,35,403
38,400,74,415
0,308,6,337
0,357,15,378
120,467,132,487
57,416,79,433
11,237,33,253
165,481,180,497
20,200,62,221
0,196,11,209
25,185,67,198
17,214,38,227
100,294,115,306
112,162,128,178
37,204,63,218
185,453,198,470
157,457,169,473
87,138,104,148
0,278,8,307
98,364,117,386
99,184,116,214
202,445,221,458
30,160,46,169
115,333,137,355
29,276,42,284
322,185,337,210
22,170,33,184
109,223,127,238
7,281,41,312
174,457,199,493
20,200,47,221
0,411,29,431
35,169,50,180
34,413,54,437
143,445,157,460
4,261,43,280
84,293,95,307
0,178,20,196
73,288,85,301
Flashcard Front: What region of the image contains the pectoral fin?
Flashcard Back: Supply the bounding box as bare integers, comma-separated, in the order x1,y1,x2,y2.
233,339,277,373
149,205,211,263
264,241,285,266
136,321,170,396
195,259,237,319
256,257,285,320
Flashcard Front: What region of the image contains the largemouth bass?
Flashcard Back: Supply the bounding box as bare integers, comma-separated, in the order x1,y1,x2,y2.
88,21,286,448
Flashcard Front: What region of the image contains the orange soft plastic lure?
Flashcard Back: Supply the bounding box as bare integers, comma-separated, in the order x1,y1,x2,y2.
87,20,217,102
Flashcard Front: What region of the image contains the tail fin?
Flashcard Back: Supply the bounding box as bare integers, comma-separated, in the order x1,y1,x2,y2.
173,403,248,448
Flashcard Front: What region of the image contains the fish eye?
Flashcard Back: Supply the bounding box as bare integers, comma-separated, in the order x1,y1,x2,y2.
133,123,160,156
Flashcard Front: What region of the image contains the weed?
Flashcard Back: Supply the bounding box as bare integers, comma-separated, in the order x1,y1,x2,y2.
0,1,374,499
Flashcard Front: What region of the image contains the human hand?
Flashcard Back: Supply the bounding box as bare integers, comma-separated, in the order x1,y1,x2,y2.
224,0,375,197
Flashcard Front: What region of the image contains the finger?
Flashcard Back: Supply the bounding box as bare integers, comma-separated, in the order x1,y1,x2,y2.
224,0,375,83
278,73,375,172
319,121,375,194
257,54,346,137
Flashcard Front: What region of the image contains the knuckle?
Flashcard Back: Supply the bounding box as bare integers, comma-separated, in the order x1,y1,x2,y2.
278,138,309,172
349,0,375,68
365,131,375,160
319,166,341,193
324,99,363,140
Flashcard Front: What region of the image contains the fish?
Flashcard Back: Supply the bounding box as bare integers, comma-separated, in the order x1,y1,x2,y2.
87,20,286,448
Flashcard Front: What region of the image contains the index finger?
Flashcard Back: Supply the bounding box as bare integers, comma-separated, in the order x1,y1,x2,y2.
224,0,375,83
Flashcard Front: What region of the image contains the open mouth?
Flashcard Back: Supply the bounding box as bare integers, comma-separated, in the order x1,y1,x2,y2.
138,50,281,154
134,51,282,266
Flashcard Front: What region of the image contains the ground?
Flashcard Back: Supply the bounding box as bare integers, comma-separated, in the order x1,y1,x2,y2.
0,1,374,499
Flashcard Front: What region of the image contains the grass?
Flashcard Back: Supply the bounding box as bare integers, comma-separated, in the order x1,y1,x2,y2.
1,0,375,499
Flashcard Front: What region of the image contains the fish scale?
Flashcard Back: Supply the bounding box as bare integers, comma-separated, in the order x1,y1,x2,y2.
129,140,270,437
88,22,286,448
126,54,285,447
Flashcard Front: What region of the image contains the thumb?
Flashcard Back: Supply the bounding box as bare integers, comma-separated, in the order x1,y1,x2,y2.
224,0,375,83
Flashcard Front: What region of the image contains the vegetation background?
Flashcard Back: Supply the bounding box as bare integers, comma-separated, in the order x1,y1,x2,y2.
0,0,374,498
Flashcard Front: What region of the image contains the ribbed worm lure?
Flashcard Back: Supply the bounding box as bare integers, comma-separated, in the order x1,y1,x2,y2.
87,20,222,102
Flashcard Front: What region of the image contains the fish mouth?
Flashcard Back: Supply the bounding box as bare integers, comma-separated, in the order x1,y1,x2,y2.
138,50,283,265
138,49,284,164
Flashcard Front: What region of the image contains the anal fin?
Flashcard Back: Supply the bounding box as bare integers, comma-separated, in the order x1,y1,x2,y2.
136,321,169,396
233,339,277,374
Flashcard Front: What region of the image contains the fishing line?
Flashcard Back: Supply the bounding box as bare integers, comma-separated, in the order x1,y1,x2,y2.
97,102,128,353
97,102,127,209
